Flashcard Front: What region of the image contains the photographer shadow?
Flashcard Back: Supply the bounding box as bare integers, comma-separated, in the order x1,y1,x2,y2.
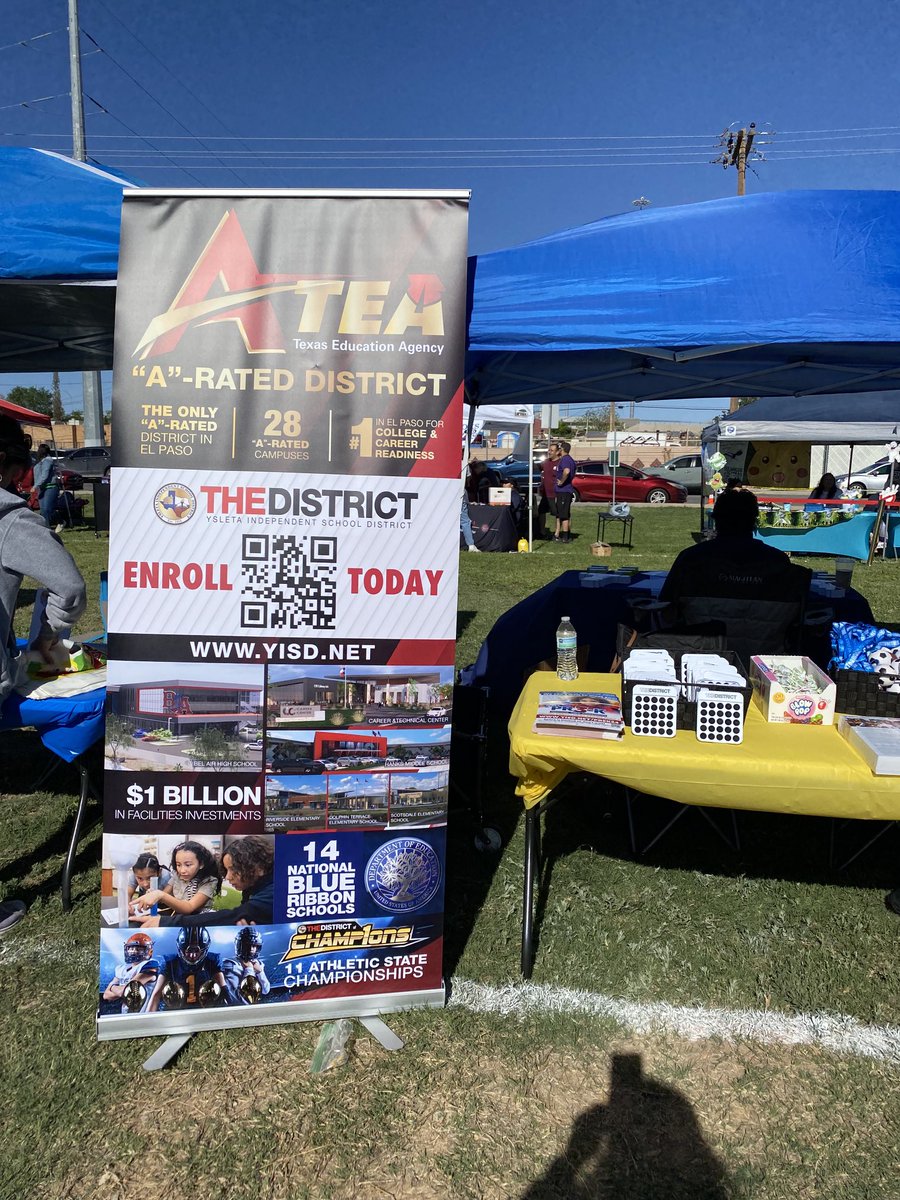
521,1053,728,1200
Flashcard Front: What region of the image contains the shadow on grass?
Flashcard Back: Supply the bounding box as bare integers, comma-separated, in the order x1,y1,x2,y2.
521,1053,729,1200
456,610,478,640
0,734,103,905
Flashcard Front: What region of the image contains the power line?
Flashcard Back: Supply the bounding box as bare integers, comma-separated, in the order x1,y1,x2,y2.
89,0,260,172
0,28,66,54
79,28,245,185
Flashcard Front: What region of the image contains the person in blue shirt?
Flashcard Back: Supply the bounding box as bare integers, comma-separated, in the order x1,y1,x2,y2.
554,441,577,542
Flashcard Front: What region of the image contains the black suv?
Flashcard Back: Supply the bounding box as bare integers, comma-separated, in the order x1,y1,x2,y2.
60,445,112,478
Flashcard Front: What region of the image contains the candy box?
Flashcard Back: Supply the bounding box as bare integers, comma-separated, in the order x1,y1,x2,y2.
750,655,836,725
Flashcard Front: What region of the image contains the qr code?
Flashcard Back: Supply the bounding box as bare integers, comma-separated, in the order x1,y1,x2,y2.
241,534,338,630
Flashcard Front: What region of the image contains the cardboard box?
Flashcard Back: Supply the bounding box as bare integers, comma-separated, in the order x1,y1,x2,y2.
590,541,612,557
750,655,836,724
487,486,511,506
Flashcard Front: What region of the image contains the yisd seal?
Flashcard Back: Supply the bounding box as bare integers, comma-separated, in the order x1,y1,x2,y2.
153,483,196,525
365,837,441,913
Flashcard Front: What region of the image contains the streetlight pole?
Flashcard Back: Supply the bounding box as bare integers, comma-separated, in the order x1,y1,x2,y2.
68,0,105,448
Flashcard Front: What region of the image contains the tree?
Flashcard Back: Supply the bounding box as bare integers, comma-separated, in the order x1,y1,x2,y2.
68,409,83,423
51,373,65,423
105,715,133,765
5,385,53,418
189,726,238,768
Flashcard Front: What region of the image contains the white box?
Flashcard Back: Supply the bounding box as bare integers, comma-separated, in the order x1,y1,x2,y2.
750,655,836,724
838,715,900,774
488,486,511,506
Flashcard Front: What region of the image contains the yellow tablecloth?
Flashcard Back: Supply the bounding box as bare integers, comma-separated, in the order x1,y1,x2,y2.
509,672,900,820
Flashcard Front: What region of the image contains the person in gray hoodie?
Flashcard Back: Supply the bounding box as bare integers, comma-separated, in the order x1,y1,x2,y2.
0,414,86,933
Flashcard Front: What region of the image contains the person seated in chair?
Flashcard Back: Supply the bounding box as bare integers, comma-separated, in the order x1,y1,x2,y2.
659,487,812,662
465,459,502,503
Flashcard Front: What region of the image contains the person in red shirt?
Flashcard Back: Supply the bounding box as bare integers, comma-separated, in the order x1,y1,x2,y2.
538,443,560,540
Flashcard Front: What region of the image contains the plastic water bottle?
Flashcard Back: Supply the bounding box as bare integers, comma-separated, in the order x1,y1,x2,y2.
556,615,578,681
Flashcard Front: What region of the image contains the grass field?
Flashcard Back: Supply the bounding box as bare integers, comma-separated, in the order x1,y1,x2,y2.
2,502,900,1199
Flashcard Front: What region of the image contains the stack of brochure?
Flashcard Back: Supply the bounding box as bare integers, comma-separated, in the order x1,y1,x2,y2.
533,691,624,740
838,715,900,775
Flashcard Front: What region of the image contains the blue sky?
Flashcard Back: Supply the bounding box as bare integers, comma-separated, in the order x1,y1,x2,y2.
2,0,899,421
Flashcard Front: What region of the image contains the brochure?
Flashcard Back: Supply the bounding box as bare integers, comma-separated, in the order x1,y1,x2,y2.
533,691,624,739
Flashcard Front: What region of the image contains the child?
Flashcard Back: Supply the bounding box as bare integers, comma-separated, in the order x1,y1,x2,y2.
126,853,172,915
138,840,220,917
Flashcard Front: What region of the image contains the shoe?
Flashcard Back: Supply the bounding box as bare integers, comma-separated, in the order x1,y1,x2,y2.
0,899,26,934
885,889,900,915
54,523,66,534
467,544,481,553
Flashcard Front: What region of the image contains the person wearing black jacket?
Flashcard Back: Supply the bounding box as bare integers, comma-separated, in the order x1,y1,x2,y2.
659,488,811,662
140,835,275,928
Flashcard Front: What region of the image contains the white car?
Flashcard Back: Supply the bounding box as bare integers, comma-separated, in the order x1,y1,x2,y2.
427,707,448,719
835,458,896,499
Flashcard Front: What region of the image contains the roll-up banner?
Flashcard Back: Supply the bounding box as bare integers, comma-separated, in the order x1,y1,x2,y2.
97,190,469,1041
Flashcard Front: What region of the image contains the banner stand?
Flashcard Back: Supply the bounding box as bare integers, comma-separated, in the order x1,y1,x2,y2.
97,186,468,1048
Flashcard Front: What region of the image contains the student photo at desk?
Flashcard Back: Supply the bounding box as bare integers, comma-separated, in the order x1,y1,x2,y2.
659,487,812,661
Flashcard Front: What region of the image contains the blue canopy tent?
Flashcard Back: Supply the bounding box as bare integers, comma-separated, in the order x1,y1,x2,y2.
466,191,900,405
0,148,132,372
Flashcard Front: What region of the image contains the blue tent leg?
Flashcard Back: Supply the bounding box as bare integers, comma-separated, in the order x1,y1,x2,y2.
61,762,91,912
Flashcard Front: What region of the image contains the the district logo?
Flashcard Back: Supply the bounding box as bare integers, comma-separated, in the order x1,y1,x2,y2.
153,483,197,525
365,837,441,914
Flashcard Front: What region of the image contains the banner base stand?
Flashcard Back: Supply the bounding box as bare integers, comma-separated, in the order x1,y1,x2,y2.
143,1034,193,1072
359,1015,404,1051
140,1016,404,1073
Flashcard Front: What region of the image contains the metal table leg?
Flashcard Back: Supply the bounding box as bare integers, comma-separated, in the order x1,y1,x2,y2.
521,804,542,979
62,762,92,913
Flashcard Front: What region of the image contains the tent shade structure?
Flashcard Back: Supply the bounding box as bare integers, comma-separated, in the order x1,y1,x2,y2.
0,397,51,428
0,149,133,372
702,392,900,445
466,191,900,406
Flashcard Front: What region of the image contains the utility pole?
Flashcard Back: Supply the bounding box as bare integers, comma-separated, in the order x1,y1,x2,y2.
714,122,772,409
68,0,105,448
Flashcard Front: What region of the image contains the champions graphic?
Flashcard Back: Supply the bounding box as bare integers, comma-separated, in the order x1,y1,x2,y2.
100,190,466,1044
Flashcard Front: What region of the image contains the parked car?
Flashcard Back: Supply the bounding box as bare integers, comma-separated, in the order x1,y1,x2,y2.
57,467,84,491
653,453,703,494
267,754,329,774
835,458,895,499
61,445,112,478
570,462,687,504
490,456,544,488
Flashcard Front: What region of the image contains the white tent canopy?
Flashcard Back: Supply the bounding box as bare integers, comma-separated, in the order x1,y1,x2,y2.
702,393,900,445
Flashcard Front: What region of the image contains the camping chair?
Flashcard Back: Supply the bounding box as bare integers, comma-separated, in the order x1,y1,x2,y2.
450,683,500,851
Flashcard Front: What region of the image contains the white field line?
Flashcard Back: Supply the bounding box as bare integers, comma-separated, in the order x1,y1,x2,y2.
449,978,900,1065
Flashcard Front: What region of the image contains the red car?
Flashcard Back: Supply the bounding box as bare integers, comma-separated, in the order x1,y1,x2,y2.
570,462,687,504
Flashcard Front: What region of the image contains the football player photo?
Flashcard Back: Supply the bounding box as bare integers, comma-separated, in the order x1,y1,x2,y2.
102,932,161,1015
148,926,227,1011
222,927,271,1005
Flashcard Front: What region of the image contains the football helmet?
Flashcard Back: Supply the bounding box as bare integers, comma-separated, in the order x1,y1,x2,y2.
124,931,154,964
234,927,263,961
177,925,210,965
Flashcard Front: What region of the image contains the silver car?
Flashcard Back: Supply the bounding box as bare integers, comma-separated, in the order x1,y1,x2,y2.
835,458,895,499
653,453,703,494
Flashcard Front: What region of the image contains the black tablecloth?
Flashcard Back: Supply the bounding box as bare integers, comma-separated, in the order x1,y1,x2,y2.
462,569,874,714
464,503,519,552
